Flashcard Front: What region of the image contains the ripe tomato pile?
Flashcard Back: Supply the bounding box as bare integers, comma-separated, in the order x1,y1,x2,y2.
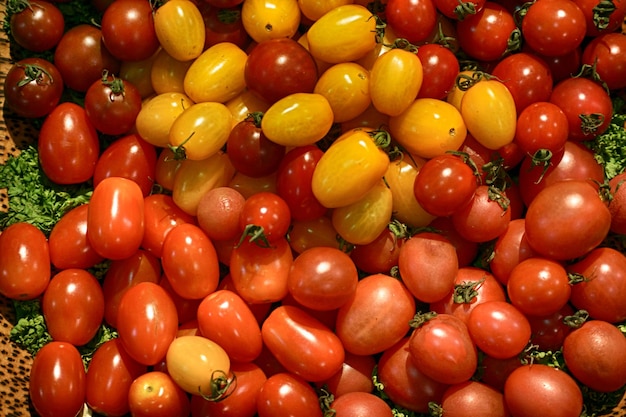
2,0,626,416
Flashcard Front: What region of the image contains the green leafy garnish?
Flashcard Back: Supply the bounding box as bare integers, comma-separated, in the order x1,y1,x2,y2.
9,299,52,357
585,95,626,180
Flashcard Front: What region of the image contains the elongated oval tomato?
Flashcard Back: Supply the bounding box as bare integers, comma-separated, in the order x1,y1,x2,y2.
154,0,205,62
241,0,301,42
184,42,248,103
313,62,371,123
151,48,193,95
262,305,345,382
312,128,390,208
135,92,194,148
142,193,196,258
87,177,145,260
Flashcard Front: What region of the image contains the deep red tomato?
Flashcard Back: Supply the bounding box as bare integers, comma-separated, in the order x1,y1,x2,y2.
527,303,574,351
478,355,522,393
159,275,202,325
38,102,100,185
581,32,626,91
386,0,438,44
9,0,64,52
195,186,246,242
86,338,147,417
0,222,50,300
29,342,86,417
451,184,511,243
438,381,508,417
330,391,394,417
239,192,291,244
201,4,251,49
350,226,405,275
489,218,537,285
416,43,460,100
256,372,324,417
128,371,191,417
117,281,179,366
318,351,376,398
573,0,626,37
609,171,626,234
4,58,64,118
514,101,569,158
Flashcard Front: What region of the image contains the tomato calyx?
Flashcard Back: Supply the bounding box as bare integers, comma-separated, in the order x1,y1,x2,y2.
527,149,554,184
198,369,237,402
15,63,54,87
100,70,127,100
237,224,273,249
408,311,438,328
482,157,512,211
580,112,607,137
505,28,523,55
447,150,482,181
592,0,616,30
521,343,565,367
384,38,418,53
216,7,241,25
168,132,195,160
244,111,264,128
455,71,496,91
563,309,590,329
452,277,485,303
428,401,445,417
6,0,35,14
318,385,336,417
454,0,479,21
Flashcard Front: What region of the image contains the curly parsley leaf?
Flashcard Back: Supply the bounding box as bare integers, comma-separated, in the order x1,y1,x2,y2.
9,299,52,357
585,95,626,180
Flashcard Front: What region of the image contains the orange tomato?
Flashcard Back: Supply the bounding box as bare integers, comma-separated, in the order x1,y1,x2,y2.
241,0,301,43
313,62,371,123
154,0,205,62
297,0,354,21
151,48,193,95
135,92,194,148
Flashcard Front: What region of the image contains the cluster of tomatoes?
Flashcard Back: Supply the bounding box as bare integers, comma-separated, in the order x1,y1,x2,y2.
3,0,626,416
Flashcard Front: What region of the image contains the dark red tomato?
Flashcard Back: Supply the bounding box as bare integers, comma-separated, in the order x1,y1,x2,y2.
92,0,116,11
527,303,574,351
433,0,486,19
534,46,581,82
245,38,319,104
117,282,179,366
256,372,323,417
86,338,147,417
29,342,86,417
573,0,626,36
456,2,517,62
10,0,64,52
0,222,50,300
377,337,450,413
386,0,438,44
563,319,626,392
128,371,191,417
451,184,511,243
227,113,286,177
38,102,100,185
330,391,393,417
142,193,196,258
479,355,522,392
54,24,121,92
88,177,145,260
42,268,104,346
521,0,587,57
549,75,613,141
416,43,460,100
609,172,626,234
318,352,376,398
202,5,251,49
161,223,220,299
275,145,327,222
514,101,569,157
93,133,157,196
438,381,508,417
568,247,626,323
85,74,143,135
4,58,64,118
100,0,160,61
525,180,611,261
287,246,358,311
196,186,246,241
413,153,478,217
489,218,536,285
336,273,416,356
409,313,478,385
197,289,263,362
582,32,626,91
503,364,583,416
350,227,405,274
239,192,291,244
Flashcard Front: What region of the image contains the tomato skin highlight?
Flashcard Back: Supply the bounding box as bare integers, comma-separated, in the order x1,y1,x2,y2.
154,0,206,62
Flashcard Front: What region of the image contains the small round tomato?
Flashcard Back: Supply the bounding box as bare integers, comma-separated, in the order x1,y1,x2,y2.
582,32,626,91
128,371,191,417
386,0,438,44
142,193,196,258
196,186,246,241
239,192,291,244
489,218,537,285
438,381,508,417
10,0,64,52
4,58,64,118
331,392,394,416
416,43,460,100
101,0,160,61
451,184,511,243
154,0,205,62
514,101,569,156
241,0,301,42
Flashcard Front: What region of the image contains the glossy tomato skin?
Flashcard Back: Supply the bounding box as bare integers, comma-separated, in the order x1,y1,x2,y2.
30,342,86,417
10,0,64,52
256,372,324,417
386,0,438,44
101,0,160,61
439,381,509,417
239,192,292,243
128,371,191,417
201,4,251,49
330,392,394,416
416,43,460,100
318,351,376,397
350,227,405,275
154,0,206,62
514,101,568,156
581,32,626,91
489,218,536,285
84,74,143,135
38,102,100,185
451,184,511,243
142,193,196,258
0,222,50,300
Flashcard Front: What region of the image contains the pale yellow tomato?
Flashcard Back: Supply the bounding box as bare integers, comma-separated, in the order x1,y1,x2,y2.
460,79,517,150
389,98,467,159
312,128,390,208
154,0,206,62
169,102,233,161
446,69,483,111
307,4,378,64
241,0,301,43
151,48,193,94
184,42,248,104
228,171,278,199
332,180,393,245
313,62,371,123
297,0,355,21
225,89,271,126
261,93,334,147
369,48,423,117
135,92,194,148
119,52,157,98
288,216,341,254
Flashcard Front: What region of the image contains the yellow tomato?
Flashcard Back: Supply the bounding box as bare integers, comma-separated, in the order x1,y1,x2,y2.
384,156,437,228
460,79,517,150
312,128,390,208
446,69,483,111
289,216,341,254
297,0,355,21
225,89,271,126
184,42,248,104
341,103,390,132
261,93,334,147
307,4,378,64
354,23,397,71
241,0,301,43
135,92,194,148
296,32,332,75
169,102,233,161
154,0,206,62
332,180,393,245
119,52,157,98
313,62,371,123
389,98,467,159
151,48,193,94
369,48,423,117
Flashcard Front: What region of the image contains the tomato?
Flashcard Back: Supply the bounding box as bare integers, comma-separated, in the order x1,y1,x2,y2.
489,218,537,285
318,352,376,397
389,97,467,159
527,304,574,351
313,62,371,123
53,24,120,92
117,282,178,366
128,371,191,417
257,372,323,417
38,102,100,185
350,227,405,275
241,0,301,42
288,216,342,254
416,43,460,100
336,273,416,355
386,0,438,44
239,191,291,244
574,0,626,36
150,48,193,95
451,184,511,243
582,32,626,91
524,180,611,261
161,223,220,299
101,0,160,61
196,186,246,241
514,101,569,157
166,335,232,397
136,92,194,148
478,355,522,393
4,58,64,118
330,392,394,416
119,53,157,98
142,194,196,258
29,342,86,417
563,319,626,392
503,364,583,417
226,88,272,124
609,171,626,234
154,0,205,62
184,42,248,103
229,171,278,198
438,381,508,417
86,338,147,417
201,4,251,49
298,0,354,20
0,222,50,300
9,0,64,52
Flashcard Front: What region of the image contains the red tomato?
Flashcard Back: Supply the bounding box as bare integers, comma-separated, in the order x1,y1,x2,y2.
438,381,509,417
159,274,202,325
609,171,626,234
478,355,523,392
514,101,569,157
416,43,460,100
0,222,51,300
239,192,292,245
201,4,251,49
330,391,394,417
433,0,486,19
489,218,537,285
117,282,179,365
85,74,143,136
256,372,324,417
581,32,626,91
350,226,405,275
142,193,196,258
9,0,64,52
527,303,574,351
451,184,511,243
128,371,191,417
318,352,376,398
386,0,438,44
29,342,86,417
196,186,246,242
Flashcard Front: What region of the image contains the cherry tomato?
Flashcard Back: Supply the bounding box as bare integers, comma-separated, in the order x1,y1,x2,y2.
581,32,626,91
154,0,205,62
489,218,537,285
313,62,372,123
201,4,251,49
101,0,160,61
239,191,291,244
527,304,574,351
514,101,569,157
318,351,376,397
350,227,405,275
574,0,626,36
4,58,64,118
241,0,301,43
150,48,193,95
135,92,194,148
330,391,394,417
416,43,460,100
386,0,438,44
438,381,508,417
288,216,342,254
128,371,191,417
9,0,64,52
451,184,511,243
196,186,246,242
142,193,196,258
